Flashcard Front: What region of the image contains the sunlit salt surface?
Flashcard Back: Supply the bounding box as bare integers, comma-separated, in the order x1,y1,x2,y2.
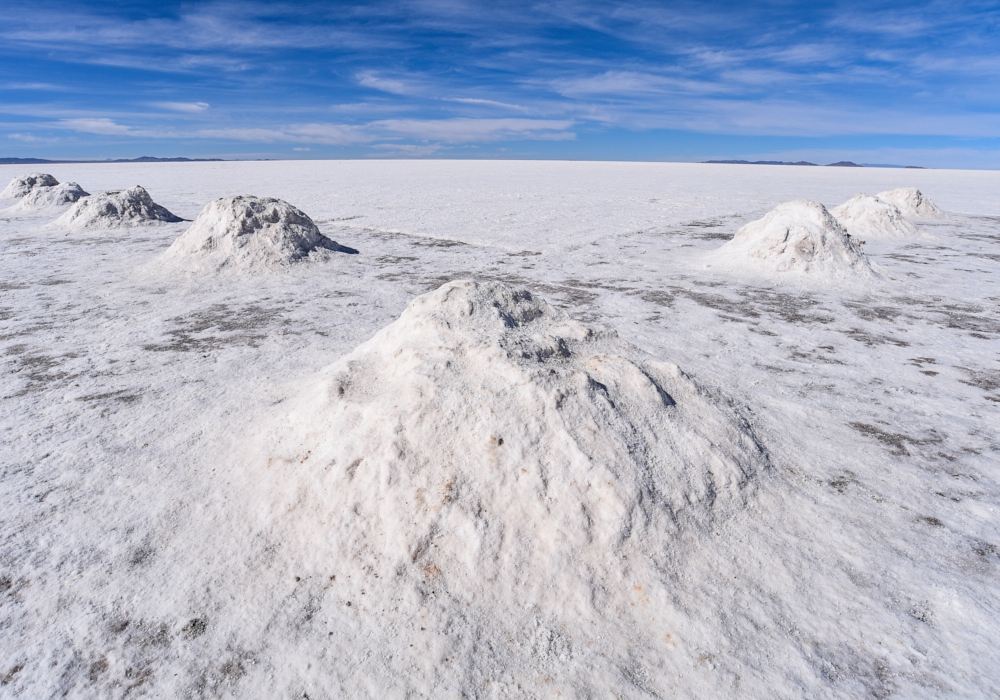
1,160,998,698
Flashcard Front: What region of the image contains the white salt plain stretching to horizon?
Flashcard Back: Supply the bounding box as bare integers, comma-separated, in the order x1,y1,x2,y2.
1,160,998,698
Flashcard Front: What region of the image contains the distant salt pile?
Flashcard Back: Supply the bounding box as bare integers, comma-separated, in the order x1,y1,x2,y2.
831,193,918,239
53,186,182,229
876,187,943,218
1,172,59,199
162,195,350,271
11,182,89,210
257,280,768,646
715,199,875,276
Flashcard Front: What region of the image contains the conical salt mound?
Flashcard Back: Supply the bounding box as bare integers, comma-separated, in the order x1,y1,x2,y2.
1,172,59,200
53,186,183,229
831,193,918,239
714,199,875,276
255,281,768,667
875,187,943,218
162,195,351,271
10,182,89,211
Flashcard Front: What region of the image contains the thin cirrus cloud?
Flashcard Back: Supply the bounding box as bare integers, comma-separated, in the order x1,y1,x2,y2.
0,0,997,164
50,116,576,145
57,117,135,135
154,102,210,113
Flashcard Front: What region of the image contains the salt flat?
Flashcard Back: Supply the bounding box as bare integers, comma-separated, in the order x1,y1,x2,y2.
1,160,998,698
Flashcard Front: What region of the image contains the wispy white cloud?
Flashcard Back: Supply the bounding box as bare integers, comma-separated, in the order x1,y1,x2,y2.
1,82,67,91
370,143,445,157
153,101,210,113
356,71,425,96
443,97,534,113
372,118,576,142
45,114,576,146
7,132,44,142
57,117,134,135
550,70,725,98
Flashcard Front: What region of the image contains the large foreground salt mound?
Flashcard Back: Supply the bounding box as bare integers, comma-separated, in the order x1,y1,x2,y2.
876,187,943,218
1,172,59,199
10,182,88,211
714,199,875,276
53,185,182,229
258,281,768,642
831,193,919,239
162,195,352,271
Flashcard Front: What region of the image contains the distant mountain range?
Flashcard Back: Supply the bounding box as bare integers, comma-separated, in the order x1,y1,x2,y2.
0,156,225,165
703,159,925,169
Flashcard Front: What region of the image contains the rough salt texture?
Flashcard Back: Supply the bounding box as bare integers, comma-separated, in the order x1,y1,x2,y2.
10,182,89,211
162,195,350,271
53,185,183,229
831,193,919,239
713,199,875,277
876,187,944,218
0,172,59,200
250,279,768,695
1,160,997,699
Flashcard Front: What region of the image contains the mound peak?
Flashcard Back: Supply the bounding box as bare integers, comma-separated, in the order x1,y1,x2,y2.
162,195,353,271
1,172,59,200
258,280,768,637
10,182,89,211
831,193,919,240
714,199,875,276
53,186,183,229
875,188,943,218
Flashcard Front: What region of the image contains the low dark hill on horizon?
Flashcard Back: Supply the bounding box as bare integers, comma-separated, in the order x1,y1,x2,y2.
0,156,225,165
704,160,925,168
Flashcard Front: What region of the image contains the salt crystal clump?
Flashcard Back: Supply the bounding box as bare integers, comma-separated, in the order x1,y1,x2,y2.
715,199,875,276
256,280,768,656
162,195,350,271
53,186,182,229
11,182,89,210
831,193,918,239
876,188,943,218
1,172,59,199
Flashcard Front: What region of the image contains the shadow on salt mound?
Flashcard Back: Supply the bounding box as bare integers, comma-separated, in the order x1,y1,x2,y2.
1,172,59,200
9,182,88,211
256,280,768,610
708,199,878,280
876,188,943,218
831,193,921,240
161,195,357,272
52,185,183,230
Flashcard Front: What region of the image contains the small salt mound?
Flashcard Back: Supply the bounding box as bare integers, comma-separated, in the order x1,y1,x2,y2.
11,182,89,211
53,186,183,229
714,199,875,276
162,195,353,271
831,193,919,239
1,172,59,200
258,280,768,633
876,187,943,218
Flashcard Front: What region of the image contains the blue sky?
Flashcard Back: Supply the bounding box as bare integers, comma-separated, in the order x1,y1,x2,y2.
1,1,999,167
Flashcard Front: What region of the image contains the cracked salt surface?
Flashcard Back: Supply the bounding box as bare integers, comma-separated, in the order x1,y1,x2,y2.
1,161,998,698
